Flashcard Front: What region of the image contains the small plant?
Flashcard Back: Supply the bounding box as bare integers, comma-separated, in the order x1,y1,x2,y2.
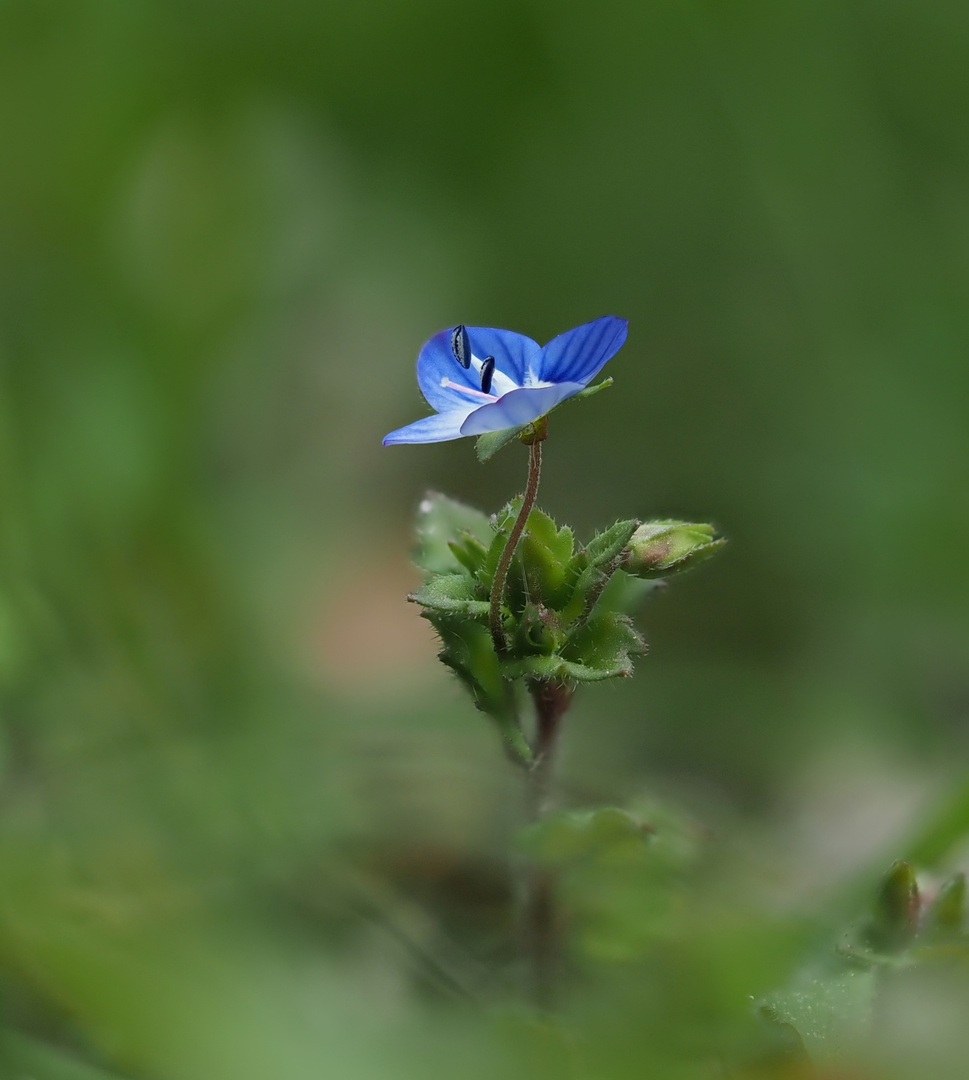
384,317,725,1003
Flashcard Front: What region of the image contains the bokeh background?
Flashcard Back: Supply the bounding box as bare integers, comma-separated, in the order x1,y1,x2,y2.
2,1,969,1077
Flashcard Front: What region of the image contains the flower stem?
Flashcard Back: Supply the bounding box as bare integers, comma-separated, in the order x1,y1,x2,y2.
489,434,544,656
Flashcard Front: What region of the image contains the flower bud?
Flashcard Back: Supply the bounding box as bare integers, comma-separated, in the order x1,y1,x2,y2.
622,520,725,578
865,859,920,953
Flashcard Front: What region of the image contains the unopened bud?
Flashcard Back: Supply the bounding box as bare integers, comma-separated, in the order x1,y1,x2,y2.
865,860,920,953
622,520,725,578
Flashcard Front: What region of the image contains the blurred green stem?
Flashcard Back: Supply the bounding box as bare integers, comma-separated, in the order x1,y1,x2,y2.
489,434,544,656
523,678,573,1008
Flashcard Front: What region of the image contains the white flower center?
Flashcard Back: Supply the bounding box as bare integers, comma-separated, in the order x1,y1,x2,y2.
441,353,551,402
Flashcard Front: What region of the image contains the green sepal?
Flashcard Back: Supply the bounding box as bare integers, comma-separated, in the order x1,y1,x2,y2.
473,380,613,463
475,424,527,463
567,377,613,404
414,492,492,574
410,574,490,616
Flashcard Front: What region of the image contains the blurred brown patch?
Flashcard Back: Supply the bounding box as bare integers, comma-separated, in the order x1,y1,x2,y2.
310,547,441,701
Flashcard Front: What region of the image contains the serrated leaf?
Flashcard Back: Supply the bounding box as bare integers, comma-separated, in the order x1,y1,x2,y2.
561,610,645,680
415,492,492,574
475,424,527,462
525,508,574,564
410,574,489,615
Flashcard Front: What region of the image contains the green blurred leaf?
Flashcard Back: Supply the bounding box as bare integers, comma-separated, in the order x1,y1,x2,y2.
414,492,492,574
447,530,489,575
0,1029,128,1080
518,807,649,863
926,873,966,939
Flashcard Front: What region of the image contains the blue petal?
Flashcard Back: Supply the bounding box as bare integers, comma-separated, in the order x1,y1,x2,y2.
382,408,473,445
416,326,542,411
416,330,482,412
536,316,628,385
464,326,540,385
459,382,585,436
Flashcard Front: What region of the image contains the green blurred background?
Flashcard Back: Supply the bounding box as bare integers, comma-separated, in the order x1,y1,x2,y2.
2,0,969,1077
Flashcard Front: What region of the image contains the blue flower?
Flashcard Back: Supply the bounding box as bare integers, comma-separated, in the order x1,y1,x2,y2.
382,316,628,445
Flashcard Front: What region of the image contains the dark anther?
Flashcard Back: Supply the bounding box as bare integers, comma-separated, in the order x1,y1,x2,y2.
450,325,471,368
480,355,495,394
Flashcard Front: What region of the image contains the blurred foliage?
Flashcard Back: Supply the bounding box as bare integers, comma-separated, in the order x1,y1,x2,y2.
1,0,969,1076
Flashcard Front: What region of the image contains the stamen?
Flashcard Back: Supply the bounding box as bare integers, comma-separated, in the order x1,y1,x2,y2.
480,355,495,395
450,325,471,369
440,378,497,401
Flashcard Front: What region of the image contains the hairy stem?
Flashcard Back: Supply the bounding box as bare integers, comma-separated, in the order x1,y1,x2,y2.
489,437,543,656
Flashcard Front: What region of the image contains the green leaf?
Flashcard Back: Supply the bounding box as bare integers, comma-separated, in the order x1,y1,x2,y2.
583,518,639,569
525,508,574,563
518,807,650,863
434,617,533,763
514,509,574,609
504,610,644,683
561,610,645,680
559,563,606,624
410,574,489,616
448,530,489,575
766,961,877,1066
594,568,661,615
414,492,492,574
475,424,526,462
519,534,569,610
